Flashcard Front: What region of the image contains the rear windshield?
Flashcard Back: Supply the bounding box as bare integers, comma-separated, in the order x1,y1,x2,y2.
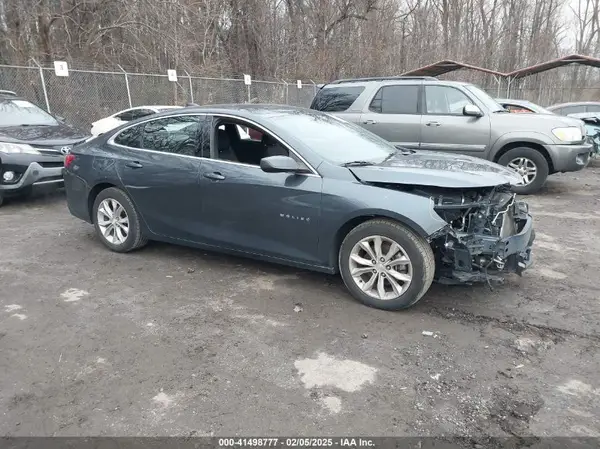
0,99,58,126
310,86,365,112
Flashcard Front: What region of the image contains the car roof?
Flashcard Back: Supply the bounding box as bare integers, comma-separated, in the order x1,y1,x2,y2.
547,101,600,110
129,105,182,109
320,77,474,89
172,103,307,118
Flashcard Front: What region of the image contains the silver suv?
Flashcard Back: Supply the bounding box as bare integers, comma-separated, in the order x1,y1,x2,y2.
310,76,591,194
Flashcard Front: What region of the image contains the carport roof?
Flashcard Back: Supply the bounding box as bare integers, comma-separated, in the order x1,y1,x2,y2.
506,54,600,79
401,60,505,77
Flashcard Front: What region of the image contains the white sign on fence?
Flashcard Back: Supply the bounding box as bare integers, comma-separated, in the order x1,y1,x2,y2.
54,61,69,77
297,80,302,89
167,69,178,82
243,74,252,85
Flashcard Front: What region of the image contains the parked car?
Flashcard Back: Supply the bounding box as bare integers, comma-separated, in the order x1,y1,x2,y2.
63,105,534,311
495,98,554,114
310,76,591,194
90,105,182,136
495,100,599,159
547,101,600,116
0,90,88,206
570,113,600,158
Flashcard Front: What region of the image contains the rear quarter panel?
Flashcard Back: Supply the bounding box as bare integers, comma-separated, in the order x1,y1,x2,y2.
64,141,123,222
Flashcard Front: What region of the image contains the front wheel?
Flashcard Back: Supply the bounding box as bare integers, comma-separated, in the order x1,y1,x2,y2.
92,187,148,252
338,219,435,310
497,147,549,195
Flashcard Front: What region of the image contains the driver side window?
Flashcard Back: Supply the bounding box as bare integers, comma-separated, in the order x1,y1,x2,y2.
212,119,309,170
425,86,473,115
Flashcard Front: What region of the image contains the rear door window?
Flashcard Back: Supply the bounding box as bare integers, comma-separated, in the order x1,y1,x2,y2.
114,115,211,157
310,86,365,112
369,85,419,114
142,115,211,157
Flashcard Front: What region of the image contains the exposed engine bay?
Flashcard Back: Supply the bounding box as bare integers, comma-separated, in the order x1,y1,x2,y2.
422,183,534,285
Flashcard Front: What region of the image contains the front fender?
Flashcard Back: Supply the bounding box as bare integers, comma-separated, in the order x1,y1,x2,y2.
318,178,448,268
489,131,555,161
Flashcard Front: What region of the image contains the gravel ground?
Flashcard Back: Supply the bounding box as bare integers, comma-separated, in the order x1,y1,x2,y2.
1,163,599,438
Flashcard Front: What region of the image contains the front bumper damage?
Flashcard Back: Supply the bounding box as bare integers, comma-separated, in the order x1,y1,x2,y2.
428,186,534,286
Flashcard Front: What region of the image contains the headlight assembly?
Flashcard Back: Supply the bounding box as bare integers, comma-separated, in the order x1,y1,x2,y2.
552,127,583,143
0,142,41,154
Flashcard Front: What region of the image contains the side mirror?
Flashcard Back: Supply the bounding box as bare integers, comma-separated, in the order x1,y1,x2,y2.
463,104,483,117
56,115,66,123
260,155,303,173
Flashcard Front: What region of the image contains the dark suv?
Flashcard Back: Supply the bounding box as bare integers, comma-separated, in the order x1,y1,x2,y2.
0,90,88,206
310,77,591,194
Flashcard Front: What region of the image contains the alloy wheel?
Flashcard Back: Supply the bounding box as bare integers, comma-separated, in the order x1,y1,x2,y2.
97,198,130,245
348,235,413,300
507,157,537,185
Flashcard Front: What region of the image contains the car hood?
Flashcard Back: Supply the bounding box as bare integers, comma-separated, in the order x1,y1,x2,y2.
0,124,89,146
493,111,585,129
349,151,521,188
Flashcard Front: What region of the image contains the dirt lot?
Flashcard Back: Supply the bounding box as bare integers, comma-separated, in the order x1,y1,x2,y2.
1,163,599,439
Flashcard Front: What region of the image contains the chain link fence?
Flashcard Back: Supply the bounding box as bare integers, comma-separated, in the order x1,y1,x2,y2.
0,64,319,130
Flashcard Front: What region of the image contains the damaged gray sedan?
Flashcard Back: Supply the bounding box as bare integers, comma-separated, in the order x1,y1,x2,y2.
64,105,534,310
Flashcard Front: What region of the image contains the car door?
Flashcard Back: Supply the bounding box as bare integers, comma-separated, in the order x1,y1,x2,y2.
358,84,421,149
112,114,210,241
420,85,491,156
198,117,323,265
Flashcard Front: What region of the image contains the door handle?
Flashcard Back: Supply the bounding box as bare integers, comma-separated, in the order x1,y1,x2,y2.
204,172,225,181
426,121,441,127
125,161,143,169
363,119,377,125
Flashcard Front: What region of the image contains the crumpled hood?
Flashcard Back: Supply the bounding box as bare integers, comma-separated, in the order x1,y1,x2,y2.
349,151,521,188
0,124,89,146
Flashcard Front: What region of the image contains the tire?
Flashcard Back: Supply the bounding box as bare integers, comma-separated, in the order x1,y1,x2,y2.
497,147,549,195
92,187,148,253
338,219,435,311
0,194,4,207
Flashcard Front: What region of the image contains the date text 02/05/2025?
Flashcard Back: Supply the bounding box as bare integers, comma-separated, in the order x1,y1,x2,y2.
218,438,375,447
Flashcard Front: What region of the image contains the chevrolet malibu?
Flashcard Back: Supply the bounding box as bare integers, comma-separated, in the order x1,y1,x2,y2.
63,105,535,310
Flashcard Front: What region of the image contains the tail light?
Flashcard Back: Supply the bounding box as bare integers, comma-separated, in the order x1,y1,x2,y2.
64,154,76,168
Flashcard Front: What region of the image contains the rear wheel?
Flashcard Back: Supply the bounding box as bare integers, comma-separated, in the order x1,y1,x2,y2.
92,187,147,252
498,147,549,195
338,219,435,310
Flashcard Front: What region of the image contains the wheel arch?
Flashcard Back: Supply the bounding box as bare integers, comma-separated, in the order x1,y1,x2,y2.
88,182,118,223
329,212,430,273
493,141,555,174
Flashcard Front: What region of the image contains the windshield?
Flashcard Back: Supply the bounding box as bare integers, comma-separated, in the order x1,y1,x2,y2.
0,99,58,126
273,112,396,164
464,85,505,112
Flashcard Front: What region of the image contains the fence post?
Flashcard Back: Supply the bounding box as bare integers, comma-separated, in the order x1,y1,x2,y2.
185,70,194,103
280,80,289,104
118,65,132,108
309,79,317,97
32,59,51,113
